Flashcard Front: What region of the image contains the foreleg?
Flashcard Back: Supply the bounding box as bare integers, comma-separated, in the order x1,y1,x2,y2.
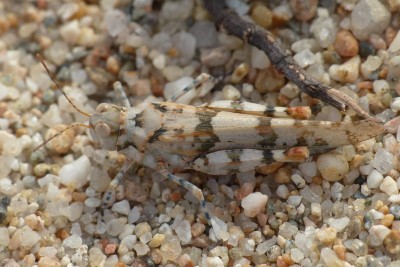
168,73,216,102
158,168,211,223
102,159,134,208
113,81,131,108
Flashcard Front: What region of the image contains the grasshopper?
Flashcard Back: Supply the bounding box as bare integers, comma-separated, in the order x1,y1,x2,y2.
37,57,385,224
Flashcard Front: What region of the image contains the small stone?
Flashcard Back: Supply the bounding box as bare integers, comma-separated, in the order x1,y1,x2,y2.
293,49,315,68
291,174,306,188
361,55,382,79
59,155,90,190
241,192,268,217
391,97,400,112
38,257,61,267
389,31,400,54
61,202,83,221
251,4,273,28
381,214,394,227
77,27,98,47
149,233,165,248
320,247,344,267
175,220,192,244
274,167,291,184
255,67,285,94
316,227,337,245
380,176,398,196
251,47,271,69
210,246,229,266
18,225,41,250
191,222,205,237
211,217,229,241
189,21,218,48
135,222,151,238
62,234,82,249
333,244,346,261
334,30,359,57
290,0,317,22
106,219,125,237
367,169,384,189
0,131,23,157
89,247,106,266
231,63,249,84
311,16,337,48
160,235,182,262
329,55,360,83
120,235,137,251
128,206,140,224
200,47,231,67
84,197,101,208
373,80,390,95
125,181,148,203
287,195,302,206
140,232,152,244
130,79,151,97
276,185,289,199
218,33,243,50
206,256,224,267
111,200,131,216
104,244,117,255
133,242,150,256
384,230,400,254
0,227,10,247
177,254,193,267
371,149,394,175
222,85,241,100
317,153,349,182
173,32,196,65
350,0,391,41
256,236,277,255
388,194,400,204
160,0,193,21
347,218,362,238
19,22,37,38
60,20,80,44
299,161,317,178
328,217,350,232
301,186,322,203
278,222,298,239
350,239,368,256
290,248,304,263
369,225,391,246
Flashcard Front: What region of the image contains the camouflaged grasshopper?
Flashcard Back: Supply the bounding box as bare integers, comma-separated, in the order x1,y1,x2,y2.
37,57,385,223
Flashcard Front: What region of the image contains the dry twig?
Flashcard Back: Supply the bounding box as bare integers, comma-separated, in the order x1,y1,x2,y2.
204,1,377,121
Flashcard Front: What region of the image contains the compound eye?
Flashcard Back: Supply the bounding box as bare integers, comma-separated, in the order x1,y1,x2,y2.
95,122,111,137
96,103,111,113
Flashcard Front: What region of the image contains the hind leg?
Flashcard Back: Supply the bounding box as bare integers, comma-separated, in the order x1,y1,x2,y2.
202,100,311,119
102,159,133,208
192,147,310,175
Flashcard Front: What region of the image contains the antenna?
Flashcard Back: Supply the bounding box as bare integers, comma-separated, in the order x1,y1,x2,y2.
33,123,93,152
36,54,91,117
34,54,94,152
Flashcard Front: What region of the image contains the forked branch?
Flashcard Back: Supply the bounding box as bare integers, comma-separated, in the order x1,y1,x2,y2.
203,1,377,122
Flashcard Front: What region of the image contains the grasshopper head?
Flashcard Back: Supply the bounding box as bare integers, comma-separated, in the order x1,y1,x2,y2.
89,103,121,150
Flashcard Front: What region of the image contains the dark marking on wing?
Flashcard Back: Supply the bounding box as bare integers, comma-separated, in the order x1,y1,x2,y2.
152,103,168,113
194,109,220,152
148,128,167,143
